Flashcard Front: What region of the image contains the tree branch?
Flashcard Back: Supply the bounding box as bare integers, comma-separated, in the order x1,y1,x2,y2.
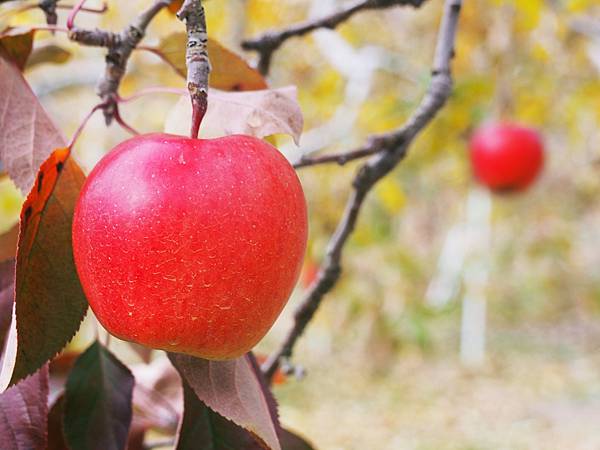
177,0,210,139
263,0,463,382
67,0,172,124
0,0,61,24
38,0,58,25
242,0,429,75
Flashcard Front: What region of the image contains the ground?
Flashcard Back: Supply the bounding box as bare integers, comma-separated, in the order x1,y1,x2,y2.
272,314,600,450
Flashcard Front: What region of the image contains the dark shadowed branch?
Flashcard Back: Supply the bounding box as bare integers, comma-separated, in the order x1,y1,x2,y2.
242,0,429,75
263,0,463,382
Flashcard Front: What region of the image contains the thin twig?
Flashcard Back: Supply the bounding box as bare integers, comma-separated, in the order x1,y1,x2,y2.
263,0,463,382
0,0,72,25
242,0,428,75
117,86,186,103
177,0,210,138
5,24,70,33
294,141,384,169
67,101,107,149
66,0,88,29
0,1,106,21
57,1,107,13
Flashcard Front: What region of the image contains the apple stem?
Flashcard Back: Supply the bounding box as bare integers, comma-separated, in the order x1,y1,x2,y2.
177,0,211,139
190,93,208,139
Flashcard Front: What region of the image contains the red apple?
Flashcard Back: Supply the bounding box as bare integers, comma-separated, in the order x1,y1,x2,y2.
469,123,544,192
72,133,308,360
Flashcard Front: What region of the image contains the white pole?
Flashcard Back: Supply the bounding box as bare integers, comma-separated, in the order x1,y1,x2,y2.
460,188,492,368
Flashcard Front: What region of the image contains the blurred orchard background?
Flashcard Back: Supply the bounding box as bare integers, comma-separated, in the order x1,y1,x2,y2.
3,0,600,448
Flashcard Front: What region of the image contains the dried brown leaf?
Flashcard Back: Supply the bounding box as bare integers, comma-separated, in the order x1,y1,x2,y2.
155,33,267,91
165,87,303,145
0,54,65,193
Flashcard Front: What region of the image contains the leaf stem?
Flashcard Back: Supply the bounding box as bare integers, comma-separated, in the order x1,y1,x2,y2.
67,102,107,149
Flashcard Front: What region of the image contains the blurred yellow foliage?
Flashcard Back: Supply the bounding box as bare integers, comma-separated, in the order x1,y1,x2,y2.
0,177,22,234
375,178,407,216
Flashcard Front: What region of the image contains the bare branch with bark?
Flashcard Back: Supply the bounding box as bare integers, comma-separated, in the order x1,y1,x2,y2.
66,0,172,124
242,0,429,75
263,0,463,382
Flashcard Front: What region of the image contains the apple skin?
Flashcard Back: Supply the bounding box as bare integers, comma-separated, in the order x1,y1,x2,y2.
72,133,308,360
469,123,544,192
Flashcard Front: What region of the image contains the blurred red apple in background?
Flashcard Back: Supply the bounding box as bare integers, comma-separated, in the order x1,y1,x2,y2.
469,123,544,192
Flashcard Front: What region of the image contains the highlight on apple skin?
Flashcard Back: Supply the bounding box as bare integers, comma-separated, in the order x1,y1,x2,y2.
469,122,545,193
72,133,308,360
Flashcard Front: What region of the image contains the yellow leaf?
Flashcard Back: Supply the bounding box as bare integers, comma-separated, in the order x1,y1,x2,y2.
155,33,267,91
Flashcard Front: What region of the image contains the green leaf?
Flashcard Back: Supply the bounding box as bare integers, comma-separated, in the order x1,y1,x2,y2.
64,341,135,450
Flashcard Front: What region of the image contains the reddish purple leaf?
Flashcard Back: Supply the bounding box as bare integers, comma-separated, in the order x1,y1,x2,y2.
47,395,67,450
64,341,134,450
280,429,316,450
125,418,147,450
131,358,180,434
169,353,282,450
0,259,14,354
176,379,263,450
0,52,65,193
247,353,281,431
128,343,153,364
0,365,49,450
